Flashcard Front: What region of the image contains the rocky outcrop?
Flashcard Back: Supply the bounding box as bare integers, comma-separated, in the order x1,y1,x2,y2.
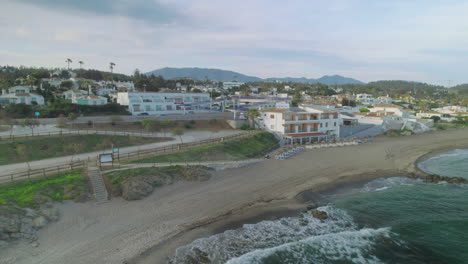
311,209,328,221
0,204,60,247
408,172,468,184
121,179,154,201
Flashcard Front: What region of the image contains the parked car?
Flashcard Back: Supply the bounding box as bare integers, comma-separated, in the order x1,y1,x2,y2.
137,112,149,116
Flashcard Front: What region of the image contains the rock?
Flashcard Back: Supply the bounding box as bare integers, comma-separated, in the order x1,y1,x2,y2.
0,240,8,248
40,207,59,221
121,179,154,201
32,216,47,229
311,209,328,220
73,193,91,203
24,208,38,218
306,203,317,210
181,167,212,181
31,241,39,248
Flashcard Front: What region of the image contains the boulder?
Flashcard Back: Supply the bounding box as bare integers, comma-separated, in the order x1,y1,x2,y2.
121,179,154,201
32,216,47,229
40,207,59,221
311,209,328,220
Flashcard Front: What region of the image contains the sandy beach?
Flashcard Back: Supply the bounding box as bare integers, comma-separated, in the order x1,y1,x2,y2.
1,128,468,264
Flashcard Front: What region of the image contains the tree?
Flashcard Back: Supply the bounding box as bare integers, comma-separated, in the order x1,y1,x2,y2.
0,112,17,138
430,116,441,123
109,62,116,83
246,108,260,129
171,127,186,165
66,58,73,70
78,61,84,70
141,119,161,133
67,113,78,128
25,75,37,89
21,118,40,136
16,144,32,171
359,108,370,113
109,115,122,126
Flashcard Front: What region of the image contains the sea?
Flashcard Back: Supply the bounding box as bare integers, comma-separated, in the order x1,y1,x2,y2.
169,149,468,264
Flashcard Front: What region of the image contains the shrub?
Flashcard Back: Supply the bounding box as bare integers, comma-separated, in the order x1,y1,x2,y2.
240,123,251,130
359,108,370,113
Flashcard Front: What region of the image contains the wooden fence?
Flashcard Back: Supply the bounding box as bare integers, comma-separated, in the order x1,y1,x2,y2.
0,131,258,184
0,129,161,141
0,160,86,184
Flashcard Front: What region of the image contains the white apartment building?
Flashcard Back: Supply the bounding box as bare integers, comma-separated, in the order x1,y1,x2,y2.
117,92,211,115
370,104,404,117
0,86,45,105
223,82,244,90
72,95,108,106
63,89,89,100
355,93,374,104
260,105,341,144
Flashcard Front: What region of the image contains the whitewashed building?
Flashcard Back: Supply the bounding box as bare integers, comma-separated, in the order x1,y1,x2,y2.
260,104,341,144
355,93,375,104
370,104,404,117
117,92,211,115
0,86,45,105
223,82,244,90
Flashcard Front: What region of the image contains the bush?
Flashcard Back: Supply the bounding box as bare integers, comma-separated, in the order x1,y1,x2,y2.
240,123,251,130
184,121,194,129
87,120,93,127
359,108,370,113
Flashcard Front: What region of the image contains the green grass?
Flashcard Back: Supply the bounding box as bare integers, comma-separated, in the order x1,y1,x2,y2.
0,126,9,132
130,132,278,163
0,171,86,208
0,134,171,165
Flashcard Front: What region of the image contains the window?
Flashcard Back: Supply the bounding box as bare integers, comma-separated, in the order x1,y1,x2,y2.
166,105,172,110
334,122,336,126
320,123,323,128
326,122,328,127
155,105,162,111
270,114,275,118
145,105,151,111
270,125,275,129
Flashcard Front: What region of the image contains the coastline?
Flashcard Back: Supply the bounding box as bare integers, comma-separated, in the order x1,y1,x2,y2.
129,169,407,264
2,127,468,264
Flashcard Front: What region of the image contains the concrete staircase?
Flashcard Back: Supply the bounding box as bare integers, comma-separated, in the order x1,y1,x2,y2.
88,167,109,203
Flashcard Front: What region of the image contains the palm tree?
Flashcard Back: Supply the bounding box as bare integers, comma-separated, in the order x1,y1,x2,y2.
78,61,84,70
25,75,37,89
66,58,72,70
247,108,260,129
109,62,116,85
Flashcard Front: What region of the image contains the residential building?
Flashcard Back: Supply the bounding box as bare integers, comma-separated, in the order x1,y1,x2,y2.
72,95,108,105
0,86,45,105
376,95,393,105
223,81,244,90
370,104,404,117
355,93,375,104
260,104,340,144
63,89,89,100
117,92,211,115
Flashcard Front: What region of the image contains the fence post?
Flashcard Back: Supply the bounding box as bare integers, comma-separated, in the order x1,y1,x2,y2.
43,168,46,177
10,174,13,182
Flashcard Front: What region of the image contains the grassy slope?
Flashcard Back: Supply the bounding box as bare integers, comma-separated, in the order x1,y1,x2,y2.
0,134,171,165
131,132,278,163
0,171,86,207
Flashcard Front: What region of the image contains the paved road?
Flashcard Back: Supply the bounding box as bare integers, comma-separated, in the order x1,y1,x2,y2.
0,130,242,176
26,112,235,125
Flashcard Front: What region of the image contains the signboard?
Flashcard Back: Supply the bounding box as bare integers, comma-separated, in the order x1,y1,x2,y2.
35,111,40,117
99,153,113,163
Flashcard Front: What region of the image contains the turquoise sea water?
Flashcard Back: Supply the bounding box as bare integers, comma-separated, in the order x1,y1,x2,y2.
169,150,468,264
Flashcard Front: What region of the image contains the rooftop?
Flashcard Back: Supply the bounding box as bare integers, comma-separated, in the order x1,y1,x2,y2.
374,104,403,108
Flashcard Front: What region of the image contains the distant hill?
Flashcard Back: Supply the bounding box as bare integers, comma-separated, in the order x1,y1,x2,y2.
146,67,364,85
451,84,468,93
146,67,262,83
265,75,364,85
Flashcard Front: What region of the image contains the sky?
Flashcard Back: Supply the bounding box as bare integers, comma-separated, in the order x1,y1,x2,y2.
1,0,468,85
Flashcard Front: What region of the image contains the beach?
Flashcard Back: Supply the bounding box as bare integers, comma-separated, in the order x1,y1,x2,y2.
1,128,468,264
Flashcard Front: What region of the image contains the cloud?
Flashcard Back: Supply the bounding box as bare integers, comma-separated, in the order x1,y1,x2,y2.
1,0,468,84
14,0,178,24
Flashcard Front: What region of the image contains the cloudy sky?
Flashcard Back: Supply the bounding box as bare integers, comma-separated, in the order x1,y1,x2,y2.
1,0,468,85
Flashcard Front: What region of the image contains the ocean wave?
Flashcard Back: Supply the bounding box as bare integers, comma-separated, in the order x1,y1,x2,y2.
169,206,366,264
417,149,468,178
226,227,392,264
360,177,421,193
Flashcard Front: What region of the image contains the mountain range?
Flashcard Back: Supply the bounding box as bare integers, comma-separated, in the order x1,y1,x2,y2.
145,67,365,85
